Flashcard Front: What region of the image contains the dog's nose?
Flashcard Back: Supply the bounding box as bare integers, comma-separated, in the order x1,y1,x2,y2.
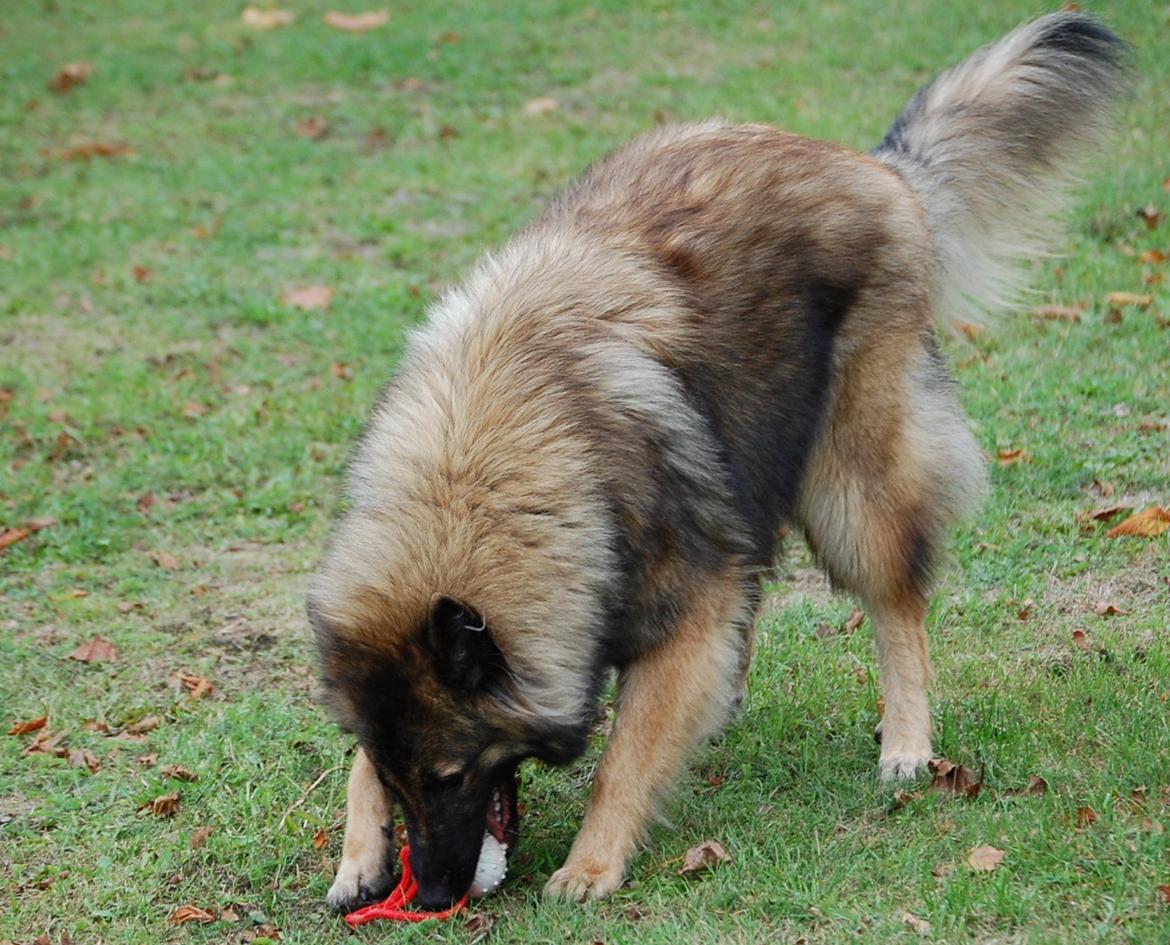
413,876,462,910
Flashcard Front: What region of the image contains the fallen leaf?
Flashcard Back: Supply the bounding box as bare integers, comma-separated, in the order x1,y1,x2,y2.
132,265,152,284
1031,303,1084,323
312,827,328,850
168,904,215,924
1085,503,1133,522
124,715,163,736
161,764,198,782
1072,629,1090,651
1093,601,1129,617
294,116,328,140
81,719,112,734
1106,506,1170,538
1156,884,1170,904
23,729,69,758
281,285,333,311
137,753,158,767
1136,206,1160,230
331,361,352,380
7,715,48,736
68,748,101,773
67,635,117,663
901,912,932,936
220,907,240,922
928,758,983,799
51,62,93,93
1140,249,1166,265
966,844,1005,872
50,141,133,161
0,528,31,552
180,401,207,419
241,7,296,29
26,516,57,532
996,447,1027,466
1106,291,1153,309
1075,805,1097,827
1005,774,1049,797
522,96,559,117
140,792,180,817
117,600,144,613
465,912,495,937
190,825,213,849
323,10,389,31
173,671,214,700
151,549,181,570
843,608,865,633
678,839,729,875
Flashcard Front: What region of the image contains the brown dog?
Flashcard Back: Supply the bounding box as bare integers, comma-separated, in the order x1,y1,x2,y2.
309,13,1126,909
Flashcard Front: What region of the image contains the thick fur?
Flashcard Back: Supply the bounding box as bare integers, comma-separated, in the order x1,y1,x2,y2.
310,12,1127,908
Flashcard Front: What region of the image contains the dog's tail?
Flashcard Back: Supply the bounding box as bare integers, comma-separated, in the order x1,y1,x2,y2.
873,12,1128,329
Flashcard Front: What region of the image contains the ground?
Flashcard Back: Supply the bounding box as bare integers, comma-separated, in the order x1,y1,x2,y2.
1,1,1168,943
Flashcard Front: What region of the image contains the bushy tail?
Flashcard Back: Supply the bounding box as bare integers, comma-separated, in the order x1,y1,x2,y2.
873,12,1129,328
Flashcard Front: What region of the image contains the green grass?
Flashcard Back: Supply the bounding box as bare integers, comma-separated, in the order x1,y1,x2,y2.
2,1,1168,942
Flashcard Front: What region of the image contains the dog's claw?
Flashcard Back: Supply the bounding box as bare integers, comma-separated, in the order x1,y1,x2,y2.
878,749,931,783
544,857,625,902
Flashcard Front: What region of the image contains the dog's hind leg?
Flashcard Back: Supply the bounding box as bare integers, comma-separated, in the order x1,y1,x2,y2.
544,567,751,901
326,748,397,912
798,338,985,782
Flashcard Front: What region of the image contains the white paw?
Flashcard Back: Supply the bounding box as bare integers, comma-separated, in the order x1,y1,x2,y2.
879,747,931,783
326,855,394,913
543,856,626,902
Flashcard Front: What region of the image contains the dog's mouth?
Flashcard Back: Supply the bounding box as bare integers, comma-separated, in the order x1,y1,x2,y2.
486,772,519,852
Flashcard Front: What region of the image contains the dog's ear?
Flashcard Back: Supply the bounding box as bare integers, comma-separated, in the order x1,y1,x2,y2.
428,596,506,692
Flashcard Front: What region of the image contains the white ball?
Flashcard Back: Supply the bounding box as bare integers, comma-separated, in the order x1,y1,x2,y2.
469,832,508,898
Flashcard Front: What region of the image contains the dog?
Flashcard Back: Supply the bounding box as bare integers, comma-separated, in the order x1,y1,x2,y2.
308,12,1127,909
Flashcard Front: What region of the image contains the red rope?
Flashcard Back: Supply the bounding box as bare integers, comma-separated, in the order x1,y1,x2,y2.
344,845,469,926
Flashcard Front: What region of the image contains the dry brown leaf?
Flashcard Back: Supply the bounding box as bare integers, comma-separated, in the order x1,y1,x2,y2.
843,608,865,633
996,447,1027,466
124,715,163,736
50,141,133,161
27,515,57,532
241,7,296,29
1106,291,1153,309
312,827,329,850
23,729,69,758
1093,601,1129,617
1031,303,1084,323
1106,506,1170,538
678,839,729,875
117,600,144,613
151,549,181,570
928,758,983,799
281,284,333,310
8,715,48,736
522,96,559,117
1071,629,1090,651
141,792,180,817
190,825,213,848
1085,503,1132,522
324,10,389,31
180,401,207,419
137,753,158,767
901,912,932,936
1156,884,1170,904
1137,206,1161,230
0,527,31,552
173,671,215,700
161,764,198,782
1075,805,1097,828
294,116,329,140
132,265,152,284
465,912,495,936
966,844,1005,872
168,904,215,924
220,907,240,922
67,635,117,663
51,62,94,93
1140,249,1166,265
68,748,101,773
1006,774,1049,797
81,719,111,734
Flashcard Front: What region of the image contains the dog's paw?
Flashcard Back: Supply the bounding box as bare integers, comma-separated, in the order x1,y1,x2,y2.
543,856,625,902
878,747,931,783
326,860,395,914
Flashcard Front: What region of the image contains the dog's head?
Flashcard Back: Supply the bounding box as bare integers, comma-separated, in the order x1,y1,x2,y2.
310,590,590,908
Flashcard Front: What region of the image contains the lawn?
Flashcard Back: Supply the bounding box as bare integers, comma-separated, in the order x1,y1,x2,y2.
1,1,1168,943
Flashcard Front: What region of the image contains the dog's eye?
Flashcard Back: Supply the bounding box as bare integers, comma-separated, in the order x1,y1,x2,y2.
424,767,467,792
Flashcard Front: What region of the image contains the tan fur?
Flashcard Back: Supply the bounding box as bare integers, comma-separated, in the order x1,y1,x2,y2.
326,749,394,911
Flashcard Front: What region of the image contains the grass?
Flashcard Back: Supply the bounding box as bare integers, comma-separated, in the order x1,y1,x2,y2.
1,1,1168,942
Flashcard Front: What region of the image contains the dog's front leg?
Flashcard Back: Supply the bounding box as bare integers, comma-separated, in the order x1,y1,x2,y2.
326,747,396,912
544,570,749,901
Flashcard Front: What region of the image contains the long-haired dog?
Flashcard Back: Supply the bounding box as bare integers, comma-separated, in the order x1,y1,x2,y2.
309,12,1127,908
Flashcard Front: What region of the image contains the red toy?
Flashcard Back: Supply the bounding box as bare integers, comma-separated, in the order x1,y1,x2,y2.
345,846,468,926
